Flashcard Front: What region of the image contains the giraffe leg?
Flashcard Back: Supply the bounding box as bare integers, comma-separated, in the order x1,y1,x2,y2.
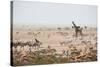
75,30,78,37
80,31,82,37
79,29,83,39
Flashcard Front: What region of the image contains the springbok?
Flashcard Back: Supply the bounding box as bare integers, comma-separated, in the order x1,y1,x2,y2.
32,38,42,50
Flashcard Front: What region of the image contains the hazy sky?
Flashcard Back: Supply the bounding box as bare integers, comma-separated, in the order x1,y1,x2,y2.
13,1,97,27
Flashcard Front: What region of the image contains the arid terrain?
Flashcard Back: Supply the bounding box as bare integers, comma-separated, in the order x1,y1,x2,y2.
11,26,97,66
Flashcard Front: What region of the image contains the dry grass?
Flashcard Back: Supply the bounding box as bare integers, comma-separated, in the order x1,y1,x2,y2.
12,27,97,66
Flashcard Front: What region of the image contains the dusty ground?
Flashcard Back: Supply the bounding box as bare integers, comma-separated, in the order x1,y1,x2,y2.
12,27,97,65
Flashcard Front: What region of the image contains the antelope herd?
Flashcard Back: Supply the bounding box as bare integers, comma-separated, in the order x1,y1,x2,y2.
12,22,97,65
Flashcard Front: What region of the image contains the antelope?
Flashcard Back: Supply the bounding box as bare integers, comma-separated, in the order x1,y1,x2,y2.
32,38,42,50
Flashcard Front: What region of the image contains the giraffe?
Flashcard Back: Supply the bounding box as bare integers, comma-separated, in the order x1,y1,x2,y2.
72,21,83,37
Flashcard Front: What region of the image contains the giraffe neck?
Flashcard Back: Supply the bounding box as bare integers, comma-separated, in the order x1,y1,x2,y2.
72,22,77,28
